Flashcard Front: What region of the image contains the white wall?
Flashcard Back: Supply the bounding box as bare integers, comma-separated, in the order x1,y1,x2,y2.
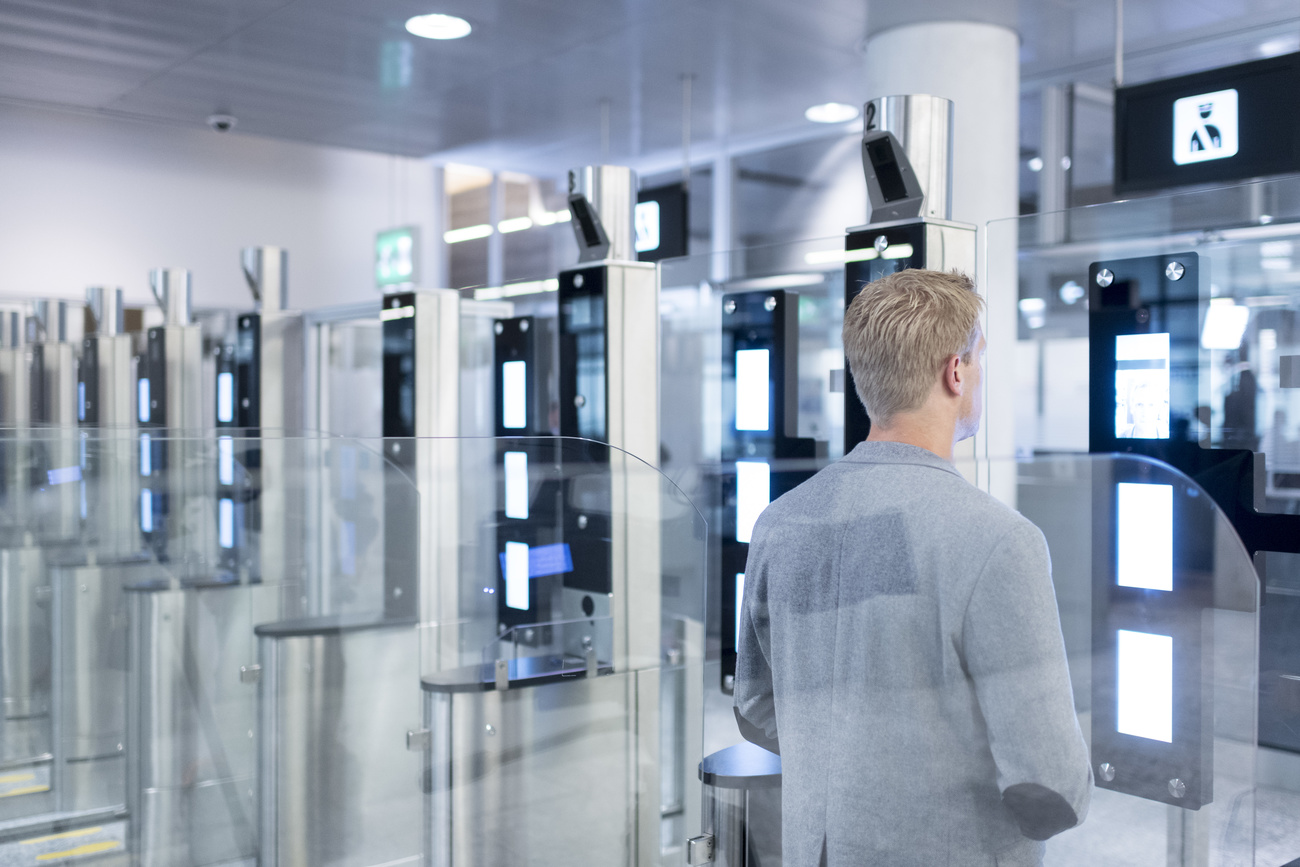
0,103,443,311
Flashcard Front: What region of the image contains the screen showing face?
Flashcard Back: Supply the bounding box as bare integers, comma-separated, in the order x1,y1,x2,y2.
1115,333,1171,439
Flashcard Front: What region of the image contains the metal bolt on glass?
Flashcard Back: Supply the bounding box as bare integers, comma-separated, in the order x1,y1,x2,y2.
764,296,777,312
1096,268,1114,288
1165,261,1185,281
1099,762,1115,782
1168,778,1186,799
874,234,890,253
724,299,736,314
494,321,504,334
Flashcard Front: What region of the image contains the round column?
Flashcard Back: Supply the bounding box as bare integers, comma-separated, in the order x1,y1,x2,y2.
864,21,1020,501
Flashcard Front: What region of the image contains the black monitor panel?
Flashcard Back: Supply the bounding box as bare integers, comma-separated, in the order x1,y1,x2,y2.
1088,253,1201,457
636,183,689,263
843,222,929,452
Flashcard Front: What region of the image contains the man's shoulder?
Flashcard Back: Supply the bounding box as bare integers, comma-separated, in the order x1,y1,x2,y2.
757,454,1038,541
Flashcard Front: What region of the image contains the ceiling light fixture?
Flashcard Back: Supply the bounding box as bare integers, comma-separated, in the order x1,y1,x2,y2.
405,13,472,40
805,102,860,124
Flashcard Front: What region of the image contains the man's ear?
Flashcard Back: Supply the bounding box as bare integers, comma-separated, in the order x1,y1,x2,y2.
944,354,964,397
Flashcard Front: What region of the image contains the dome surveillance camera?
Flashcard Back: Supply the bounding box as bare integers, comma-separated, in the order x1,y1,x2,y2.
207,113,237,133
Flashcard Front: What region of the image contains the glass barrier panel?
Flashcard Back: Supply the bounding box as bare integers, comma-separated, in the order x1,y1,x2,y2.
417,435,707,867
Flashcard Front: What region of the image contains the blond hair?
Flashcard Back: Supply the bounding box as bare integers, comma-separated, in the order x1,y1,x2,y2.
842,269,983,426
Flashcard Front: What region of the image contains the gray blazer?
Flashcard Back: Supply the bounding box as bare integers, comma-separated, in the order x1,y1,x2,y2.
734,442,1091,866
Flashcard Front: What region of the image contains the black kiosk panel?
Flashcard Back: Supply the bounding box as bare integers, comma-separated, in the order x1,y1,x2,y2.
720,290,822,691
493,316,536,437
843,222,928,452
558,266,607,443
380,292,419,617
1090,465,1214,809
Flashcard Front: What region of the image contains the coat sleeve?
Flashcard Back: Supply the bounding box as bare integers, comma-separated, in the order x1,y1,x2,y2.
962,521,1092,841
733,533,780,755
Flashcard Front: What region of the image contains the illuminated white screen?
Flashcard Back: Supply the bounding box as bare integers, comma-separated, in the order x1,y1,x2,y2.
138,378,150,423
735,573,745,648
502,361,527,429
218,436,234,486
219,498,234,549
735,349,771,432
504,451,529,520
139,434,152,477
736,461,771,544
217,372,234,423
1117,483,1173,591
634,200,661,253
1117,629,1173,743
1114,333,1170,439
140,489,153,533
505,541,530,611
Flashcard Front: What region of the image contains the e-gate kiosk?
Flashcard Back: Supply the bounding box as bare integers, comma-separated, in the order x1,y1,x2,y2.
225,246,305,589
415,164,699,867
253,287,459,867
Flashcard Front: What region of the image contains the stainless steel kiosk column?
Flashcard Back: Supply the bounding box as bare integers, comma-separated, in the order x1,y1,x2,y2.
255,289,458,867
842,95,976,450
231,247,305,590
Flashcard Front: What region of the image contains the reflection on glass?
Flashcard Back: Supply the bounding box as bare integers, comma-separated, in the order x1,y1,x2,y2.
138,378,150,423
736,461,771,544
1117,629,1174,743
140,434,152,477
1115,333,1170,439
217,371,235,423
735,572,745,647
78,381,85,421
735,349,771,432
219,498,234,549
218,436,234,486
502,361,527,430
504,451,529,520
1117,483,1173,591
505,541,530,611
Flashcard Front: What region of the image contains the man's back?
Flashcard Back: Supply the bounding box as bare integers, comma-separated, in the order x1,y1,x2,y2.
734,442,1092,866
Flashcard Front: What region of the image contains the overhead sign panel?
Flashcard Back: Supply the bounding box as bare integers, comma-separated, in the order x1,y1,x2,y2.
1115,53,1300,193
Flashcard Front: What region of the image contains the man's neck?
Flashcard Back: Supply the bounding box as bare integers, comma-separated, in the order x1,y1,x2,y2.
865,411,957,462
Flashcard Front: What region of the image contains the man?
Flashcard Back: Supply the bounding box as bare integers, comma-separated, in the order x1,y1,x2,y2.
734,269,1091,866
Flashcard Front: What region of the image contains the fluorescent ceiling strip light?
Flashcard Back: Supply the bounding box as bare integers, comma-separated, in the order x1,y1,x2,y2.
497,217,533,234
444,224,493,244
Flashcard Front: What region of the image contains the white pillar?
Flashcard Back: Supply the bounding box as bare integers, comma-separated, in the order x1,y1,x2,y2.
426,164,450,289
864,21,1020,502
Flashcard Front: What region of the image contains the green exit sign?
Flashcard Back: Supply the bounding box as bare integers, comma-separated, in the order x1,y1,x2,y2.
375,226,419,289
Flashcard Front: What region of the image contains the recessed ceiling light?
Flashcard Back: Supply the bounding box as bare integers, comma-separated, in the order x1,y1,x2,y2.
405,13,471,40
805,102,859,124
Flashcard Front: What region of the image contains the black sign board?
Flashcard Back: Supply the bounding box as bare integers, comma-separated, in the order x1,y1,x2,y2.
1115,53,1300,194
635,183,689,262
